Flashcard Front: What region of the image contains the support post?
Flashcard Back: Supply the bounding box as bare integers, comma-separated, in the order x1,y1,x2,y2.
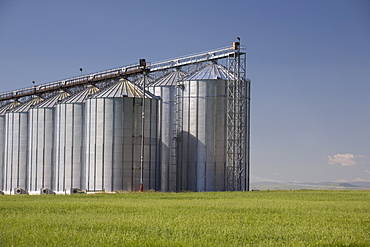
140,70,147,192
226,40,248,191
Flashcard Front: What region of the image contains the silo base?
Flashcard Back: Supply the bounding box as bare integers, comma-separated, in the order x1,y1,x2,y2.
71,188,85,194
40,188,55,195
14,188,27,195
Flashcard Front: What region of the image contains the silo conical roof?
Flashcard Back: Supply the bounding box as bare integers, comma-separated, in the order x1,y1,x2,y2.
183,63,236,81
150,69,188,86
92,78,154,98
61,85,99,103
0,100,21,115
11,96,44,112
134,76,155,87
33,90,70,108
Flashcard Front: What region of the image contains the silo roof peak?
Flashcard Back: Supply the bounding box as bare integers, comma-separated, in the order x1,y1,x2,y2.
33,90,70,108
0,100,21,115
183,63,236,81
61,85,99,104
92,78,154,98
11,96,44,112
150,69,188,86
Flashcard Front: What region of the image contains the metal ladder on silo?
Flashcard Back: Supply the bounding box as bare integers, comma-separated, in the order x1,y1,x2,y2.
170,85,183,192
226,42,249,191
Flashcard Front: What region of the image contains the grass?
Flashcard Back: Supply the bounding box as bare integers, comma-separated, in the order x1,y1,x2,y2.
0,190,369,246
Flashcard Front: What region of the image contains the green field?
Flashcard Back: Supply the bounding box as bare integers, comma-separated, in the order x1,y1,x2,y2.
0,190,369,246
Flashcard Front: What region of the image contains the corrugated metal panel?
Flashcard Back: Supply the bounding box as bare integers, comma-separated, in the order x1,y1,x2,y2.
11,96,44,112
28,91,70,192
179,66,229,192
0,100,20,115
134,76,155,87
62,85,99,104
183,63,236,81
3,97,43,192
34,90,70,108
0,101,20,191
3,111,29,192
0,118,4,191
54,85,99,193
150,87,174,192
148,69,188,192
85,78,160,192
150,69,188,86
93,78,154,98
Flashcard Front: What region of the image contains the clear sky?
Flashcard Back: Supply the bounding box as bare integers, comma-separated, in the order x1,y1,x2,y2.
1,0,369,183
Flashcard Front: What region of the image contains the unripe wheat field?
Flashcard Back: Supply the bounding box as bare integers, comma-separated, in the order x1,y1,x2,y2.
0,190,369,246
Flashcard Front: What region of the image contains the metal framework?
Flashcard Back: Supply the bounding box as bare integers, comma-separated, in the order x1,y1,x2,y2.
148,46,239,72
226,43,249,191
0,65,145,103
148,45,249,192
0,42,250,192
171,84,184,191
0,45,244,104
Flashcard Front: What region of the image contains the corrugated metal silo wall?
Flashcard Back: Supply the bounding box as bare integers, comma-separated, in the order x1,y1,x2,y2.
3,112,29,192
0,115,5,191
28,107,55,191
54,103,85,192
179,79,227,192
85,97,159,192
148,86,176,192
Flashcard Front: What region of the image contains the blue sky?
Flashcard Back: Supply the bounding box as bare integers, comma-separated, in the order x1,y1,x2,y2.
1,0,369,183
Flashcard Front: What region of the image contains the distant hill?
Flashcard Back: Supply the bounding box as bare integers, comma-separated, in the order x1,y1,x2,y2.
250,181,370,191
338,183,359,188
351,182,370,188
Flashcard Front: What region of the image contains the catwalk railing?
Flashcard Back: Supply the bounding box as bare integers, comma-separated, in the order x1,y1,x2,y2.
0,64,143,102
0,44,246,103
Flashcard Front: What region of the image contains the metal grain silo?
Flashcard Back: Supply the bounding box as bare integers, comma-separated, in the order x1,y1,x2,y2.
3,96,43,193
85,78,159,192
28,91,69,193
134,75,154,87
178,63,235,191
0,100,20,192
54,85,99,193
148,69,188,191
